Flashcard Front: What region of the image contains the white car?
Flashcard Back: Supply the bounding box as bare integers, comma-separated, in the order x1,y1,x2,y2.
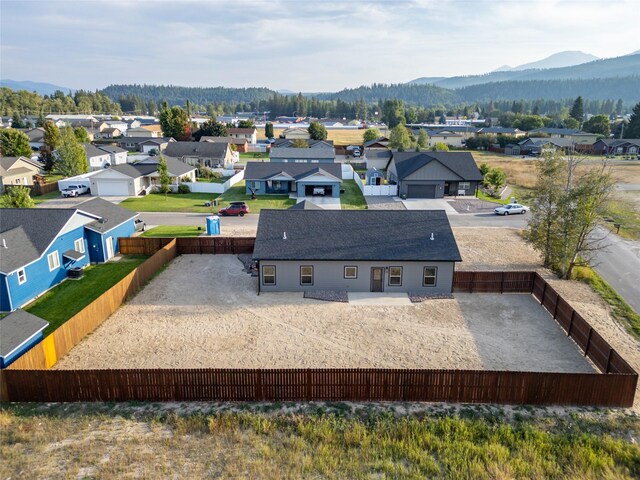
61,184,89,198
494,203,528,215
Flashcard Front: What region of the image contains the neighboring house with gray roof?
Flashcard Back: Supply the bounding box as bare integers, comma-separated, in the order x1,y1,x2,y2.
164,141,236,168
528,128,599,144
244,161,342,198
88,156,196,196
518,137,576,155
364,148,392,170
23,127,46,150
118,137,175,153
0,156,42,192
0,309,49,368
387,151,483,198
83,143,114,171
0,198,138,312
269,147,335,163
592,139,640,156
253,209,461,294
272,139,334,149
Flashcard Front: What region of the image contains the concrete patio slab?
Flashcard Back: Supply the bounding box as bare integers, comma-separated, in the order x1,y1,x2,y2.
402,198,458,214
347,292,414,306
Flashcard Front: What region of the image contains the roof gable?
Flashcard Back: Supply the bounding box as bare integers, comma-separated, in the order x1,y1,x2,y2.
392,151,483,181
244,161,342,181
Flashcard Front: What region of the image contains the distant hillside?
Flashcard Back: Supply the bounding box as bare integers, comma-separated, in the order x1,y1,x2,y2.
410,54,640,89
100,84,277,105
0,79,74,95
504,51,599,72
314,83,459,106
457,76,640,103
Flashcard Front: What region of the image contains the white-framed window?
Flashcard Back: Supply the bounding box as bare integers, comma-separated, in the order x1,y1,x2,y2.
388,266,402,286
74,238,85,254
17,269,27,285
423,267,438,287
262,265,276,285
459,182,470,190
47,251,60,271
300,265,314,286
15,178,21,184
344,266,358,279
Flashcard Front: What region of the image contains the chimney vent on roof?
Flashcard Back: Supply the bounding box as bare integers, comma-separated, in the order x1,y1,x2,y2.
2,238,7,248
430,233,435,241
283,232,287,240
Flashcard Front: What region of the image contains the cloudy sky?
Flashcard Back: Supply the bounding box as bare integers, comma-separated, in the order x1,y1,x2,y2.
1,0,638,92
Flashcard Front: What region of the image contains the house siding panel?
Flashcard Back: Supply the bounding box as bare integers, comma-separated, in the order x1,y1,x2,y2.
4,225,90,310
259,260,454,293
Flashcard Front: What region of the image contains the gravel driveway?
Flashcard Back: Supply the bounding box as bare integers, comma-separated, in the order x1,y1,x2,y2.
55,255,594,373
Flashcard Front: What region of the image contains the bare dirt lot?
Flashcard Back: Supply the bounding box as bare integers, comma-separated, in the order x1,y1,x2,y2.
56,255,593,373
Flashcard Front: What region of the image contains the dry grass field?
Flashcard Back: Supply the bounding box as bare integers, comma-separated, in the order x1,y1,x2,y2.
257,127,373,146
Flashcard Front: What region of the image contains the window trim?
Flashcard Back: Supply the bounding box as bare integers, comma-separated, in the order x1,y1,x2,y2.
262,265,276,286
423,266,438,287
74,238,85,254
17,269,27,285
300,265,314,286
47,251,60,271
459,181,471,190
388,266,403,286
344,266,358,279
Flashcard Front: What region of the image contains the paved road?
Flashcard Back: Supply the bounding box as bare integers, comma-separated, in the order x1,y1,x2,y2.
139,210,528,229
590,226,640,315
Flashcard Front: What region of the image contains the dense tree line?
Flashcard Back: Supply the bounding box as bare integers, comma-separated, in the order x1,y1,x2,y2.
0,87,121,116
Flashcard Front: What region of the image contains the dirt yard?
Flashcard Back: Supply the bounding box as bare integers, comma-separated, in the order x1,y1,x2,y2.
56,255,593,373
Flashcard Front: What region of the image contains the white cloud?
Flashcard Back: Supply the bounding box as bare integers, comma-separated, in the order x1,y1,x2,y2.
0,0,638,91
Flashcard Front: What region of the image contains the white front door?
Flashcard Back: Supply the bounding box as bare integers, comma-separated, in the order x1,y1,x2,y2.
105,236,115,260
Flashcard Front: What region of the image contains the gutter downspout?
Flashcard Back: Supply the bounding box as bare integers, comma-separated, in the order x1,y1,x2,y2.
257,261,260,296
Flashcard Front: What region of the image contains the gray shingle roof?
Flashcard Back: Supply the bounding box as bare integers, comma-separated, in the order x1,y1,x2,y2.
164,141,229,159
254,210,461,262
76,197,138,234
244,162,342,181
102,156,195,179
83,143,109,158
288,200,323,210
269,148,335,161
0,208,77,273
392,152,483,181
363,137,389,148
529,127,590,135
0,310,49,358
97,145,127,154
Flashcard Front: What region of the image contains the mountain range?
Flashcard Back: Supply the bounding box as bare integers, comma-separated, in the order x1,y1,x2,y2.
0,79,74,96
492,50,599,72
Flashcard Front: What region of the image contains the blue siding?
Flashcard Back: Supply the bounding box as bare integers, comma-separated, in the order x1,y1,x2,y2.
102,220,136,257
0,332,44,368
86,219,135,262
4,225,89,310
1,275,12,311
86,229,105,263
297,181,341,198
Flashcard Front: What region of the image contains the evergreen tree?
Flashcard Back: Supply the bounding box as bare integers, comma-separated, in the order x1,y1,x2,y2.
157,155,171,195
74,127,91,143
159,105,190,140
11,113,24,128
1,186,35,208
417,129,429,149
569,96,584,123
265,122,274,138
0,129,32,157
193,118,228,141
42,121,61,172
54,127,88,177
582,115,611,137
623,102,640,138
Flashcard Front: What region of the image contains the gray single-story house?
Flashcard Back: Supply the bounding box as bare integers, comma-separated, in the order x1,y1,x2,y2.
253,209,461,293
244,162,342,198
386,151,483,198
269,148,336,163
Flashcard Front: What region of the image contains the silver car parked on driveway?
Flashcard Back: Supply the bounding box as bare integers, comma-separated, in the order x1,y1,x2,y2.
494,203,529,215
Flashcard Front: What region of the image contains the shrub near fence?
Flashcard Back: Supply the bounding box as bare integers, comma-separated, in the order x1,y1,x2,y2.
5,240,177,371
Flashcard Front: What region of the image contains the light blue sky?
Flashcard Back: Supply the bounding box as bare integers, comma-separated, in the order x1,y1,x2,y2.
1,0,638,91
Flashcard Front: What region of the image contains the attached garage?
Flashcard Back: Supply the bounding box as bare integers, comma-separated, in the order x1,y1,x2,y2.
95,180,130,196
407,184,437,198
304,185,334,196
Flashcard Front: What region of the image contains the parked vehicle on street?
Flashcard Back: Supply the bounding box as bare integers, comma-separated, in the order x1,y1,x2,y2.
494,203,529,215
61,184,89,198
218,203,249,216
134,219,146,232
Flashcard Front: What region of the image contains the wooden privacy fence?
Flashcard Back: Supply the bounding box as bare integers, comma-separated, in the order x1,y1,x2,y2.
1,368,636,406
119,236,255,256
6,240,177,370
1,268,636,407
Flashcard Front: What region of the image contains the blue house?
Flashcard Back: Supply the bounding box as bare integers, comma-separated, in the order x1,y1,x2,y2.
0,198,138,312
244,162,342,198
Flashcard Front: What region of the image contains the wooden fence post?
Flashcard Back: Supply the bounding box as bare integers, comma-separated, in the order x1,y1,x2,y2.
530,273,536,293
605,348,613,373
306,369,312,401
256,370,263,401
553,295,559,319
500,271,504,294
584,327,593,357
470,272,475,293
567,310,575,337
540,282,547,305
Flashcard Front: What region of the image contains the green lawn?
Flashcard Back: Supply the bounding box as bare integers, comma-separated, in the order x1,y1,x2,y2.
141,226,203,237
218,183,296,212
476,190,510,205
32,191,62,204
25,255,147,336
197,176,231,184
340,180,367,209
604,195,640,240
239,152,269,160
120,192,220,213
43,173,66,183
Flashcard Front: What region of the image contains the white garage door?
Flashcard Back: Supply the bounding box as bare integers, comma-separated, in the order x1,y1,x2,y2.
97,180,129,196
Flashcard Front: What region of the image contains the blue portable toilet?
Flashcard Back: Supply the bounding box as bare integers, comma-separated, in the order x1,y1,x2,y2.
206,215,220,235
